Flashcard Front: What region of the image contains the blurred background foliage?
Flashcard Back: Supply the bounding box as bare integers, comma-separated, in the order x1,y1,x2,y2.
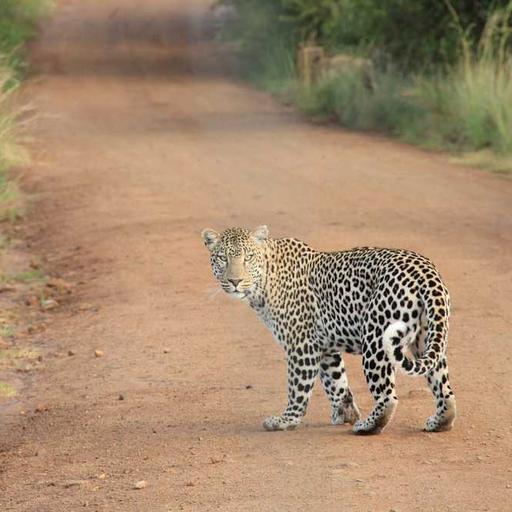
0,0,50,81
223,0,510,70
220,0,512,170
272,0,502,69
0,0,50,218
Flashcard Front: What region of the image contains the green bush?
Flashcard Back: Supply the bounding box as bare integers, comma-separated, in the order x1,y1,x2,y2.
0,67,26,220
222,0,511,70
0,0,48,219
317,0,505,70
219,0,297,89
221,0,512,167
296,68,426,137
415,51,512,152
297,33,512,155
0,0,50,77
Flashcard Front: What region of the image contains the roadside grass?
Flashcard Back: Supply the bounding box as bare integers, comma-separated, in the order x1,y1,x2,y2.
295,68,424,136
11,268,45,283
0,346,40,365
217,0,297,92
451,150,512,175
0,2,49,394
0,324,15,339
246,36,297,94
221,1,512,172
0,0,51,79
0,1,50,224
293,11,512,170
295,51,512,165
0,67,26,222
0,381,16,398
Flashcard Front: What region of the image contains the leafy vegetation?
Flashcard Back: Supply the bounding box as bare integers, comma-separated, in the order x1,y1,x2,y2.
0,1,49,221
12,268,46,283
0,381,16,398
0,0,50,79
219,1,296,88
223,0,509,69
220,0,512,169
0,66,26,221
0,324,15,339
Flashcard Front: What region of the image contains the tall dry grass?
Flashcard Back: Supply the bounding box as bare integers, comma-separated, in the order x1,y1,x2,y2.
0,67,26,220
295,2,512,169
0,0,51,219
222,0,512,171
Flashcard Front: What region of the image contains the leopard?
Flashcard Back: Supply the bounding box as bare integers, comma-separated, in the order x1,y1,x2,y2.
201,225,456,435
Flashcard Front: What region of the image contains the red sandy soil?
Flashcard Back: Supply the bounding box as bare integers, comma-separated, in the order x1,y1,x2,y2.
0,1,511,510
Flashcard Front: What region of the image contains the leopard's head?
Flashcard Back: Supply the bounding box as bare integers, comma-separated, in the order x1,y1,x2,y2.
201,225,269,299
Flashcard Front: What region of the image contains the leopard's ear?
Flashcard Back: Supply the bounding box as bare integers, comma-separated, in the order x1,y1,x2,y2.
251,225,269,243
201,228,220,251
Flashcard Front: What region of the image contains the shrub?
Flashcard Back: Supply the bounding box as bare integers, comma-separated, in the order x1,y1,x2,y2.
0,0,50,77
219,0,297,88
0,67,25,220
297,30,512,156
221,0,512,166
221,0,510,70
0,1,48,219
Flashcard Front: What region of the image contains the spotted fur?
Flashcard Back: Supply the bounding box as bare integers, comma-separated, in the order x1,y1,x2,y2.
201,226,456,434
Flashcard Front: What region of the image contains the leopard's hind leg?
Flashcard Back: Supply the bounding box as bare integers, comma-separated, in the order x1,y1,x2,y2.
424,356,456,432
408,313,456,432
353,331,398,435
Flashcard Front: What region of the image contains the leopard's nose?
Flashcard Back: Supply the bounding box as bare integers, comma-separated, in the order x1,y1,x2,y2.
228,278,243,288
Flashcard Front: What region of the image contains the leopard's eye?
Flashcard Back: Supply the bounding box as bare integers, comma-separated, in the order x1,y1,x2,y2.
216,254,227,264
245,253,255,262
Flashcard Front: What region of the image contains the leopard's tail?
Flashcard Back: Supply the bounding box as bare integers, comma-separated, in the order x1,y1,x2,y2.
383,312,447,376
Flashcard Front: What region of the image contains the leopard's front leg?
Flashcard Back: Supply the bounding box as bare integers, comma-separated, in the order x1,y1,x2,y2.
263,342,321,431
320,352,360,425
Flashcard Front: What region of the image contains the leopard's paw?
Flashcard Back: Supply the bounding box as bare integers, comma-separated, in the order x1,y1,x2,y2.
353,418,382,435
332,401,361,426
263,415,301,432
423,399,456,433
353,399,397,435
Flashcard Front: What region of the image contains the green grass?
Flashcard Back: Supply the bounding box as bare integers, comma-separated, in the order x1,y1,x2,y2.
295,53,512,162
0,346,41,375
451,150,512,174
0,382,16,398
0,66,26,221
12,268,45,283
252,39,297,94
221,0,512,171
296,68,424,136
0,1,49,223
0,0,51,80
0,346,39,360
0,324,15,339
217,0,297,91
292,39,511,170
0,2,49,397
419,58,512,154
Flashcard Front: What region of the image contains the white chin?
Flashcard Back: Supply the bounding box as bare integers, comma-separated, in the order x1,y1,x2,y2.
230,291,247,300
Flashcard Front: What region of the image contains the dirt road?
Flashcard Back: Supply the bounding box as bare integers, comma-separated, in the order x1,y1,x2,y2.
1,0,511,510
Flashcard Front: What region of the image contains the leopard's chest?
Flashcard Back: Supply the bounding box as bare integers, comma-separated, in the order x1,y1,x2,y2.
253,301,301,349
251,281,316,349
